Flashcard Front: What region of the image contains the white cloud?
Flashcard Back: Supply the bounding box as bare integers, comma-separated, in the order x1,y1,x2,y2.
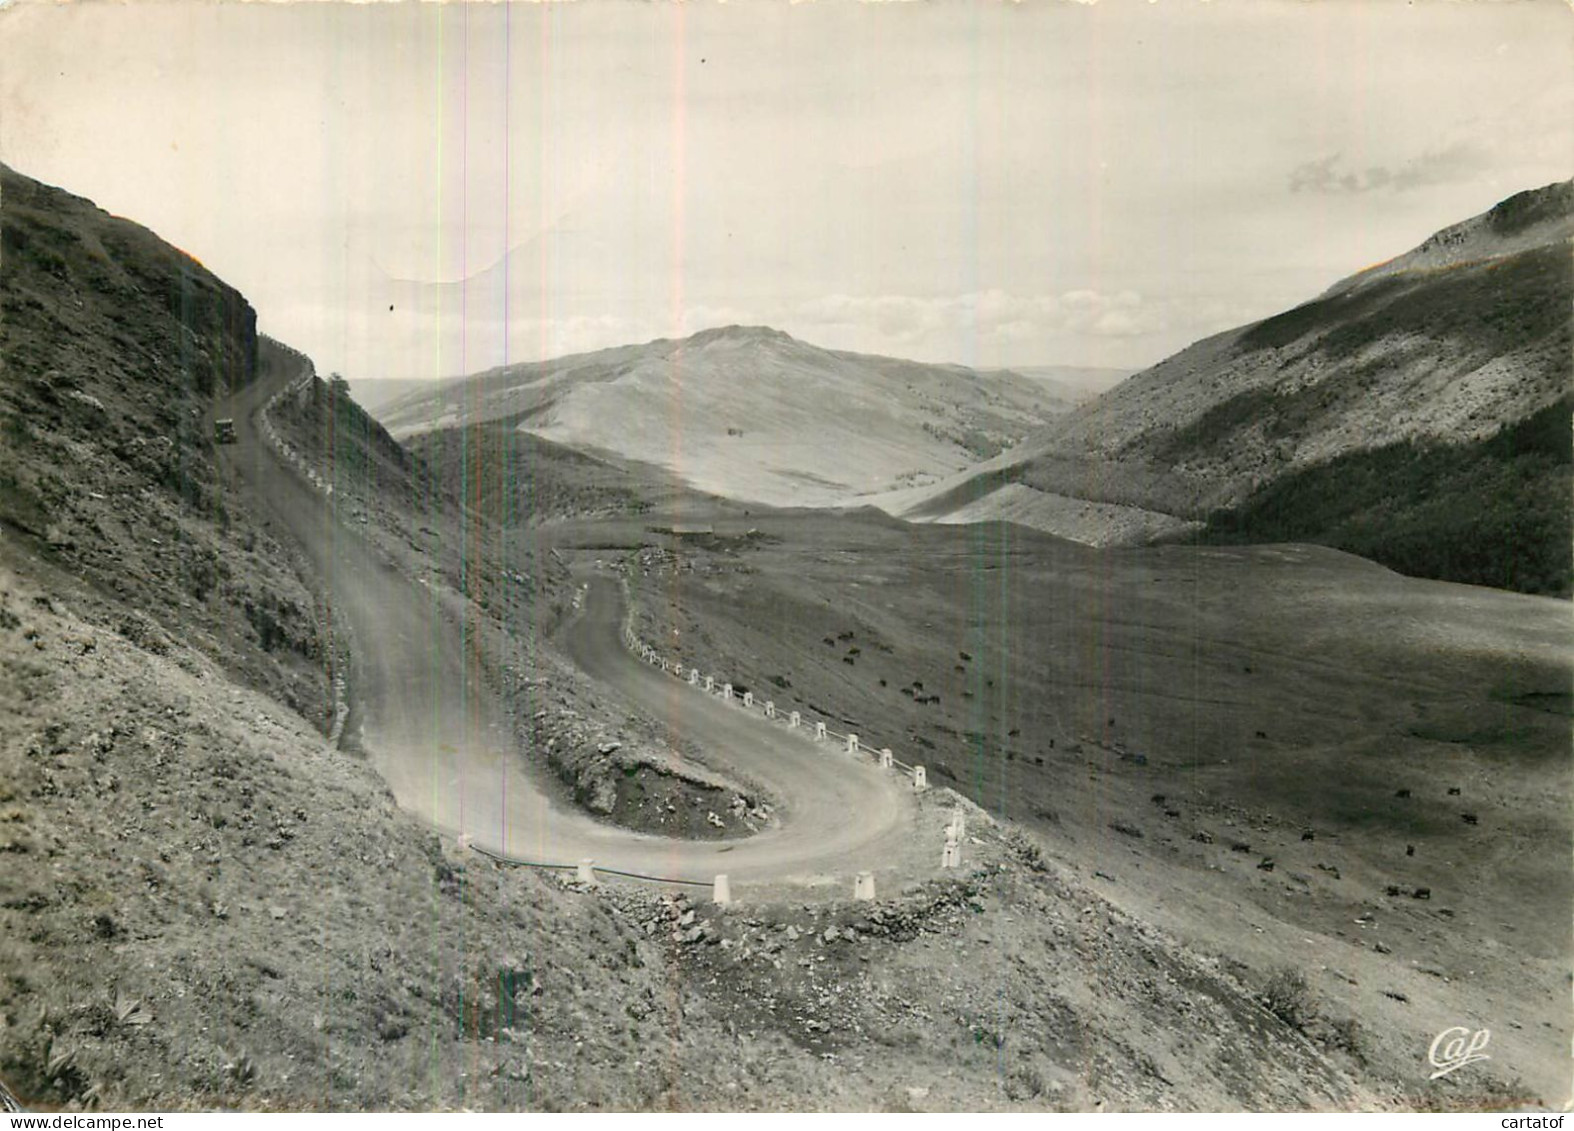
796,288,1168,347
1289,143,1490,195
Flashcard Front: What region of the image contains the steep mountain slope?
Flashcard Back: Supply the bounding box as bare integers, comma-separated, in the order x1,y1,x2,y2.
0,164,345,721
886,181,1573,594
377,325,1068,507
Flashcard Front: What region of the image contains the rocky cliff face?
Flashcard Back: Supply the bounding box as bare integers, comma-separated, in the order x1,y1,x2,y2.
0,164,339,723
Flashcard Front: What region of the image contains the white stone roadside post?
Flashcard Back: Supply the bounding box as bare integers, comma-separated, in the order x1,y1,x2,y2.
942,827,962,869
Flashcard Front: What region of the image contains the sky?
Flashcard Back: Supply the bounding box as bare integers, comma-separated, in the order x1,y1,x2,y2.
1,0,1570,382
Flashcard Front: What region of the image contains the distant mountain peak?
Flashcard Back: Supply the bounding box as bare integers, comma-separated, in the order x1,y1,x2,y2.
683,324,797,347
1327,177,1573,298
376,321,1069,507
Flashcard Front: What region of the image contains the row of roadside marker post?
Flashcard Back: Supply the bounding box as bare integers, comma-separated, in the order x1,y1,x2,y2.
595,611,970,905
256,366,358,746
258,371,333,498
626,632,934,795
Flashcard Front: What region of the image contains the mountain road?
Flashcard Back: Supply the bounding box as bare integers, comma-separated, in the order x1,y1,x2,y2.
215,341,920,895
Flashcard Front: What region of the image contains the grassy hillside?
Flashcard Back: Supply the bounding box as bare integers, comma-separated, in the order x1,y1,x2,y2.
1198,397,1572,597
576,508,1571,1104
377,325,1065,508
884,181,1573,597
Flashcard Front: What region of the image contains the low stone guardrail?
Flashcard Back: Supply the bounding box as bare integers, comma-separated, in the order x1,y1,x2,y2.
619,619,931,793
253,361,349,743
